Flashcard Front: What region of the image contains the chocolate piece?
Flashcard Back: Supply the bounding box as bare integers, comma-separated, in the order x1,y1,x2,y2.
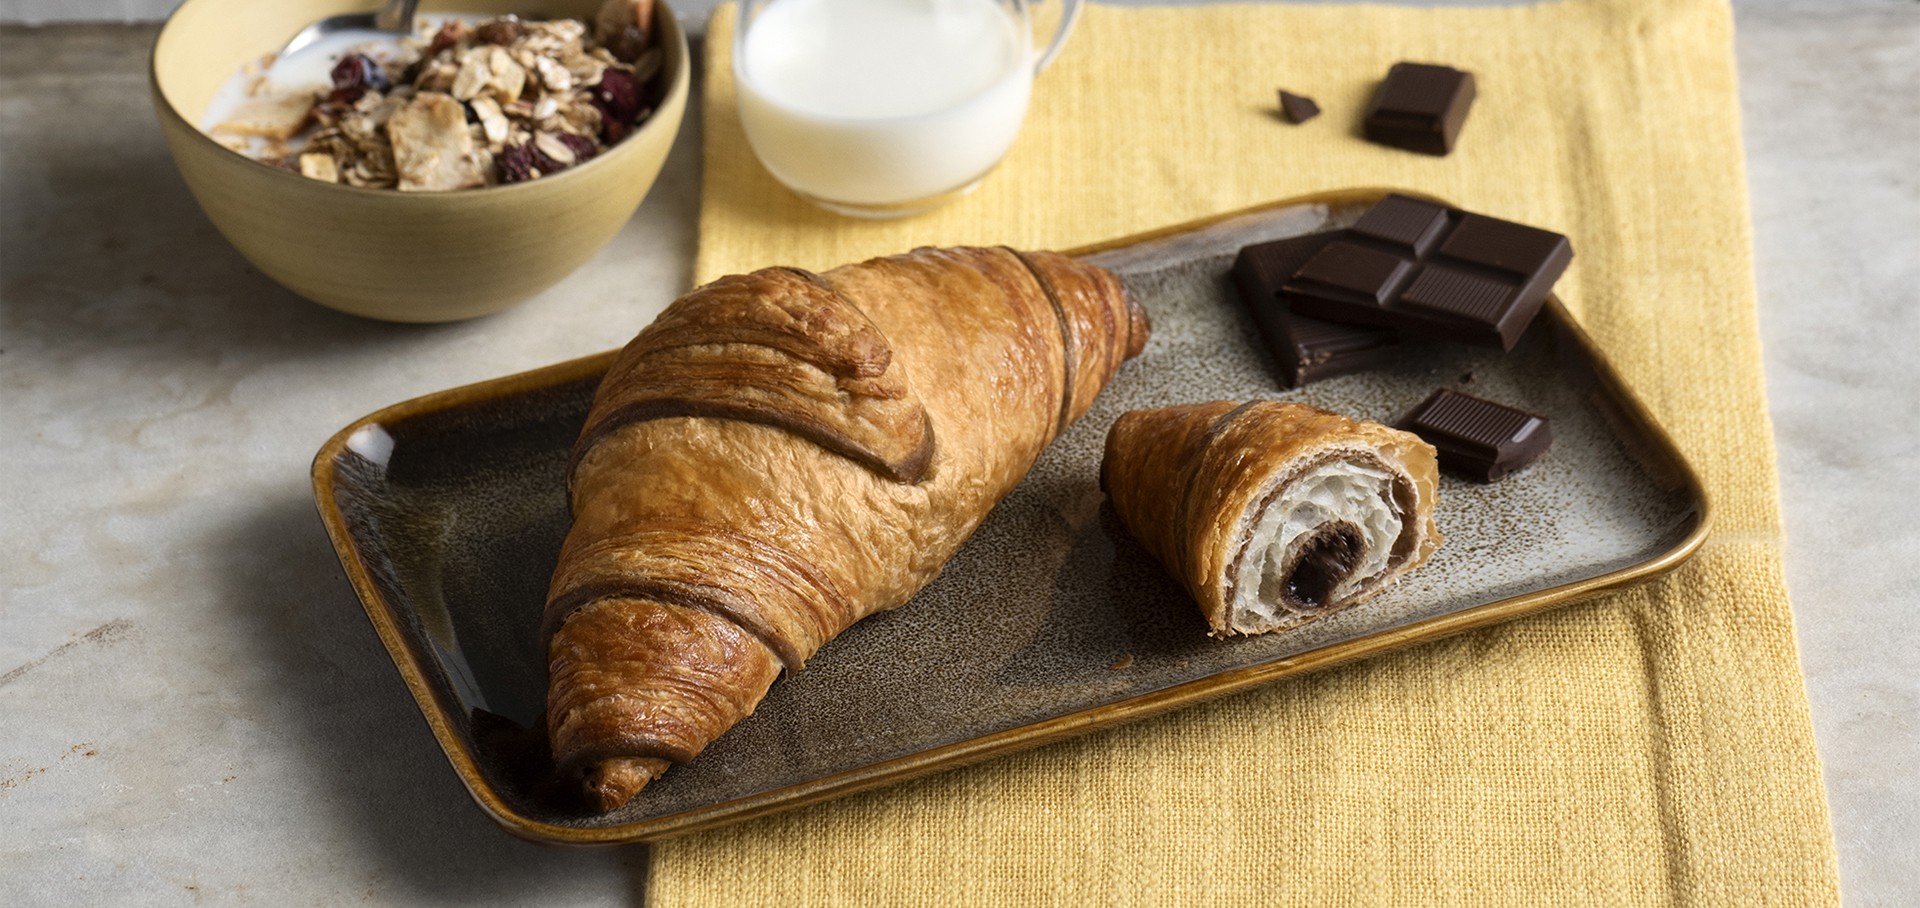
1397,388,1551,481
1233,231,1399,388
1277,89,1320,124
1280,194,1572,350
1364,62,1476,155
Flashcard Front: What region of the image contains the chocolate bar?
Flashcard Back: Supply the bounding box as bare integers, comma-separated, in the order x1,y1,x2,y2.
1280,194,1572,350
1364,62,1476,155
1397,388,1551,481
1277,90,1320,124
1233,232,1399,388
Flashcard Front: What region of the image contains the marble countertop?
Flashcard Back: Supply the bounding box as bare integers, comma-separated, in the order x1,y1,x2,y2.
2,1,1914,904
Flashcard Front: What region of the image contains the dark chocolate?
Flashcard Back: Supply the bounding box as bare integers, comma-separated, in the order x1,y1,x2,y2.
1232,231,1399,388
1398,388,1552,481
1280,194,1572,350
1363,62,1476,155
1277,89,1320,124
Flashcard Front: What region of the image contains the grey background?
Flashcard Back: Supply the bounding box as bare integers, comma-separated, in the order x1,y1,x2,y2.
3,0,1914,904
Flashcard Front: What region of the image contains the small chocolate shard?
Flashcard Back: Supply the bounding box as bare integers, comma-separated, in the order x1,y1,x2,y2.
1280,194,1572,350
1277,89,1320,124
1397,388,1551,481
1232,231,1399,388
1364,62,1476,155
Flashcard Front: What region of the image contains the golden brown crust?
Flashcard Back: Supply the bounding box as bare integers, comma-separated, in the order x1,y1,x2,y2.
574,267,935,483
546,246,1146,810
1102,400,1442,636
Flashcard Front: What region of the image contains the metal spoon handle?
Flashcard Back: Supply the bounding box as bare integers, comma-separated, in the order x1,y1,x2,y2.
283,0,423,57
372,0,422,34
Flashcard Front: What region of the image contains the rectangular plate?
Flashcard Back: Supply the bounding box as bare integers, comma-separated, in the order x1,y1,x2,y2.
313,190,1709,844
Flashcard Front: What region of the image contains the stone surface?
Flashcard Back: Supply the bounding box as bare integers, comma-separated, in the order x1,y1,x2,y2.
1,21,699,905
1737,3,1920,904
2,1,1916,906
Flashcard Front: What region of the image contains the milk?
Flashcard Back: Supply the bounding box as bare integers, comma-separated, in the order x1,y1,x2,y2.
734,0,1033,212
199,16,473,140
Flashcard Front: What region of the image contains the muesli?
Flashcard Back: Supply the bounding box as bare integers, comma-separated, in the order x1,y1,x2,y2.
206,0,663,190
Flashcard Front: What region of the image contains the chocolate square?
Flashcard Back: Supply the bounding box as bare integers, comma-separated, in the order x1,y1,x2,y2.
1290,241,1416,306
1350,193,1452,255
1397,388,1552,481
1231,232,1399,388
1364,62,1477,156
1438,214,1568,277
1279,194,1572,350
1398,265,1516,323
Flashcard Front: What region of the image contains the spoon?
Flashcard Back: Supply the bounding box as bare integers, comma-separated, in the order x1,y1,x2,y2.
281,0,423,57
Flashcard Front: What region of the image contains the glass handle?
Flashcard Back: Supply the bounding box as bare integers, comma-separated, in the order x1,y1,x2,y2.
1032,0,1082,74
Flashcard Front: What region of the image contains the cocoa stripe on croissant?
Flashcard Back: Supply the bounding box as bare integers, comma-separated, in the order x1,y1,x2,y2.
1004,247,1079,439
570,267,936,484
543,522,853,672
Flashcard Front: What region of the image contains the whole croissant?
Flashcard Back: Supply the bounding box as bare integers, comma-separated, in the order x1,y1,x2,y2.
545,246,1148,811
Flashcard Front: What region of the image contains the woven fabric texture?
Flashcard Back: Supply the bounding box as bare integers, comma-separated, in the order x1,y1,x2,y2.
659,0,1840,903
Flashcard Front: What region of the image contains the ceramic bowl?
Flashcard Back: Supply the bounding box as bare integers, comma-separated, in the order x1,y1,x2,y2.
150,0,689,322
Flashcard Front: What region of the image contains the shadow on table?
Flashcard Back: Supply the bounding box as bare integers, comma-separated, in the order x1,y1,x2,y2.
212,494,650,905
0,23,453,365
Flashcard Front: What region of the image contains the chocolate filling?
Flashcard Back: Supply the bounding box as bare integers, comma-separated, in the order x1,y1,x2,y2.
1281,520,1366,611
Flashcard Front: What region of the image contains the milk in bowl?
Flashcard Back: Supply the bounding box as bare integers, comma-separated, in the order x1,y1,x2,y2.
734,0,1069,217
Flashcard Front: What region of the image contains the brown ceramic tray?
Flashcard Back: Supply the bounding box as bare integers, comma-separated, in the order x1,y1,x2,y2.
312,189,1709,844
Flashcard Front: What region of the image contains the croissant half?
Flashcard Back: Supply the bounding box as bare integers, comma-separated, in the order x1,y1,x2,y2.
1101,401,1442,637
545,246,1148,811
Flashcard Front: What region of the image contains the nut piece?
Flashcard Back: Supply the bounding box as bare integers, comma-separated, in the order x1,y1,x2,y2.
476,16,527,46
469,95,512,144
451,50,492,101
487,46,527,103
213,93,317,140
596,0,656,62
298,152,340,183
387,94,487,191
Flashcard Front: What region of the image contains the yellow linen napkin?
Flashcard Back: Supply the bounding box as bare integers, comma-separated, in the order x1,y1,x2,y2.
661,0,1840,904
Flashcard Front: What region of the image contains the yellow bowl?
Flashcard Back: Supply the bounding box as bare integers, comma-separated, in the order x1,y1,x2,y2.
151,0,689,322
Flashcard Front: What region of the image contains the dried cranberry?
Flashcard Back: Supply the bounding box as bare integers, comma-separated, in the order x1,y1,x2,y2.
427,20,462,57
496,143,538,183
328,53,389,104
557,133,598,164
591,69,643,142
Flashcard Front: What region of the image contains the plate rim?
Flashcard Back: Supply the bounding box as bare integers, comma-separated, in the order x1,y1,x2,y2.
310,187,1714,844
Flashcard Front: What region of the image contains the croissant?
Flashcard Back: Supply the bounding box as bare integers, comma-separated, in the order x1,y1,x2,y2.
1100,400,1442,637
545,246,1149,811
